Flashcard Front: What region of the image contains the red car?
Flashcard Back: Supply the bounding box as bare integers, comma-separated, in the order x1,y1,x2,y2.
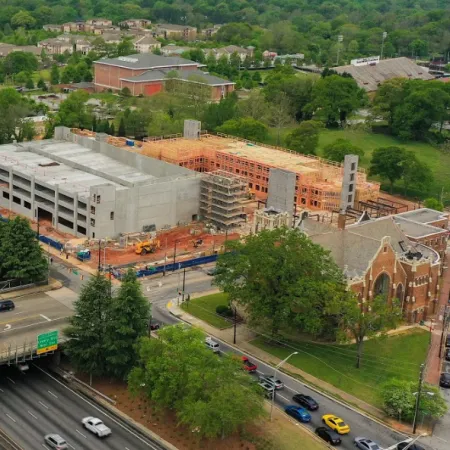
242,356,257,373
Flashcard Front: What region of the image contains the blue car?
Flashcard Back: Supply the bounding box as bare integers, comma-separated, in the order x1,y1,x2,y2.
285,405,311,423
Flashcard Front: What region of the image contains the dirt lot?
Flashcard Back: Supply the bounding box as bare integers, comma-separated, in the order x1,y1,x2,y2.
74,374,325,450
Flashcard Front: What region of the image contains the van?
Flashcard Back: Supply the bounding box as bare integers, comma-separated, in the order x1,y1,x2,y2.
205,337,220,353
0,300,15,312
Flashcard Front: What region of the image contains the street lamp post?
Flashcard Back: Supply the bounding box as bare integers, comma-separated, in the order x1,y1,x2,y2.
401,433,428,450
412,363,426,434
381,32,388,60
270,352,298,421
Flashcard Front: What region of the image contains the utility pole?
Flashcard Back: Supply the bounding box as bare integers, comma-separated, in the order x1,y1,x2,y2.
412,364,425,434
381,32,387,60
172,240,178,272
182,268,186,302
233,306,237,344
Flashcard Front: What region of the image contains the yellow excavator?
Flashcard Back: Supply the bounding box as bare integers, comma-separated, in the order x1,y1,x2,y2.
135,238,161,255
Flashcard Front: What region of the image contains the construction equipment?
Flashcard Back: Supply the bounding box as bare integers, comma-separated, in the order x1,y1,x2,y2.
135,239,161,255
191,239,203,248
76,249,91,261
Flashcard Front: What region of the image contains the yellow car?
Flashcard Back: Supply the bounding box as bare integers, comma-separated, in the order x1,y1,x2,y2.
322,414,351,434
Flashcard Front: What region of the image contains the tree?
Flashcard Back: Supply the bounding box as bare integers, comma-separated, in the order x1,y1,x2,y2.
11,11,36,29
117,39,135,57
215,228,346,338
37,78,47,91
217,117,268,142
118,117,126,137
104,269,150,379
267,92,293,145
50,65,60,85
128,324,265,439
285,121,323,155
369,147,406,193
110,122,115,136
120,86,131,97
372,78,408,127
329,294,402,369
64,273,112,378
25,77,34,90
322,138,364,163
306,75,365,127
4,52,38,75
202,93,238,131
238,90,268,121
0,216,48,283
401,152,433,196
424,198,444,212
56,90,92,129
382,379,447,422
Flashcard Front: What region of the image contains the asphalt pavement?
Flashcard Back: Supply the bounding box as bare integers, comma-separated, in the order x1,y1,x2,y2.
0,364,164,450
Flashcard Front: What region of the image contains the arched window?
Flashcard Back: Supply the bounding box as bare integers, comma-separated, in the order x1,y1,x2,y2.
395,283,404,305
374,273,390,298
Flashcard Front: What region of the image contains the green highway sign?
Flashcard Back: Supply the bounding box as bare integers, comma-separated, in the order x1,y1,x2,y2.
37,330,59,355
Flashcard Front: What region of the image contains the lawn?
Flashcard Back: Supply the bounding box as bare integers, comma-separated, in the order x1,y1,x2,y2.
31,69,51,83
251,328,429,408
181,292,233,329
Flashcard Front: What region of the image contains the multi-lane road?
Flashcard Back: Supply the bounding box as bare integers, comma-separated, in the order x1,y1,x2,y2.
3,260,434,450
0,364,164,450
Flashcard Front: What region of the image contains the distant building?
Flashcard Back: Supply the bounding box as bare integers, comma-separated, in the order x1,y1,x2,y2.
206,45,253,61
201,24,222,38
43,24,62,33
154,24,197,41
38,38,73,55
94,53,234,100
133,35,161,53
161,44,192,57
85,18,113,27
0,43,41,58
119,19,151,29
334,56,434,92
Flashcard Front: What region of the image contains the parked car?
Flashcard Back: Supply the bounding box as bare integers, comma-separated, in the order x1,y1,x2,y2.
44,434,68,449
242,356,257,373
81,416,112,437
285,405,311,423
397,441,425,450
315,427,341,446
258,381,275,399
322,414,350,434
439,372,450,388
445,348,450,362
354,437,381,450
149,320,160,331
259,374,284,390
292,394,319,411
205,267,217,276
0,300,15,312
205,337,220,353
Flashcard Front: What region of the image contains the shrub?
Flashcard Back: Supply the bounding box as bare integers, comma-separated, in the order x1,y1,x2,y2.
216,304,233,317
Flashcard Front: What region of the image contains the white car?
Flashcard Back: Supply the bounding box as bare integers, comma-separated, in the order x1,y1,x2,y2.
81,416,112,437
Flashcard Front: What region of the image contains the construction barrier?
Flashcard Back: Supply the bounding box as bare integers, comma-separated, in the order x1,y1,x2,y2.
112,254,218,280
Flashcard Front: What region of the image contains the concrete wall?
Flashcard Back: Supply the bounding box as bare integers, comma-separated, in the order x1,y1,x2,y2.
267,168,296,214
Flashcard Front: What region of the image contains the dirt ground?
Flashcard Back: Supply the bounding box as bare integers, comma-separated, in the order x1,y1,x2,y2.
73,373,325,450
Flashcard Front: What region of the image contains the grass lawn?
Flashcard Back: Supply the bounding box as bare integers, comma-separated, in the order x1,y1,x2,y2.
32,69,51,83
181,292,232,329
251,328,429,408
317,128,450,198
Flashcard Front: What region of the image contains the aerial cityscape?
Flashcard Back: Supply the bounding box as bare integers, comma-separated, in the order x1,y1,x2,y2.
0,2,450,450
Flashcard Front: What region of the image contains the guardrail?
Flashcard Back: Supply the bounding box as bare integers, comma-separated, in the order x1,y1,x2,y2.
0,427,23,449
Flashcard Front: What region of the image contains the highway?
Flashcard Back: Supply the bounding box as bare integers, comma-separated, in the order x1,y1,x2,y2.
0,363,164,450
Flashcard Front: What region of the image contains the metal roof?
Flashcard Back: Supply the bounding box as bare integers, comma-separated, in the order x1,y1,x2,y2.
95,53,197,70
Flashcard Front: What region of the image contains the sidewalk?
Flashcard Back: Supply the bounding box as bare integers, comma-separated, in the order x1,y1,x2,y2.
0,277,62,300
168,301,387,421
425,264,450,385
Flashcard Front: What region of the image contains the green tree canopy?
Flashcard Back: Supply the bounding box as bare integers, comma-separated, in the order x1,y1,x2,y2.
285,120,323,155
423,198,444,212
4,51,38,75
322,138,364,163
50,64,60,85
56,90,92,129
369,146,407,193
217,117,268,142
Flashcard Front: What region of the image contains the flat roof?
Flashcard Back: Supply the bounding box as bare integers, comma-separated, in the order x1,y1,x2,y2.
395,208,447,224
393,216,446,238
95,53,197,70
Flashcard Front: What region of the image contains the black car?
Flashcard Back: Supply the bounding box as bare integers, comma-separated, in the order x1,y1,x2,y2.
439,372,450,388
292,394,319,411
397,441,425,450
150,321,160,331
0,300,15,312
315,427,341,446
445,348,450,362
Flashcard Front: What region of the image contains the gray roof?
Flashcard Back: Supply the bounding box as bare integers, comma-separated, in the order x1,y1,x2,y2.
393,216,446,238
121,68,234,86
157,23,196,31
335,57,434,92
95,53,197,69
133,35,159,45
395,208,447,224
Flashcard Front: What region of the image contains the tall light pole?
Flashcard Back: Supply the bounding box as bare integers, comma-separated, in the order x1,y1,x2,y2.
412,363,425,434
381,31,388,60
270,352,298,421
336,35,343,66
400,433,428,450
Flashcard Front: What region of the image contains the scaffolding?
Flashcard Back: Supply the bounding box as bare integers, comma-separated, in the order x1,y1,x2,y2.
200,170,248,230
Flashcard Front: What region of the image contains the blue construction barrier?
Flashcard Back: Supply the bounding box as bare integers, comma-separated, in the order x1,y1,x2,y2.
113,254,219,280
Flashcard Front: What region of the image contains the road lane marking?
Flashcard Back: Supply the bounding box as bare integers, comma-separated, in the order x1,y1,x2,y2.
40,314,52,322
39,401,49,409
48,390,58,398
0,388,3,392
6,377,15,384
277,394,290,402
5,413,16,423
0,314,40,325
28,410,38,419
67,443,75,449
42,445,51,450
76,429,87,439
34,365,162,449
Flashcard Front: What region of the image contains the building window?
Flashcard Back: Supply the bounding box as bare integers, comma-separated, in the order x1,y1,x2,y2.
348,184,353,192
351,162,356,171
97,195,101,204
2,192,9,199
24,201,31,209
13,196,21,205
110,212,114,220
383,245,387,253
91,218,95,227
91,206,95,214
350,173,354,182
348,194,352,203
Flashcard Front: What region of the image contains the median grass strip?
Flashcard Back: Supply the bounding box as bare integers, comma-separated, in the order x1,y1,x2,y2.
251,328,429,408
181,292,232,329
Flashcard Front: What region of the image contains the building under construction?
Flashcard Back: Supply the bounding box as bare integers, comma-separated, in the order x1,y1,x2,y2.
200,170,248,230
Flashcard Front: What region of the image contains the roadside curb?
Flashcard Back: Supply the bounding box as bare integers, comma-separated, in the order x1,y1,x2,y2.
0,278,63,300
169,304,411,441
49,367,176,450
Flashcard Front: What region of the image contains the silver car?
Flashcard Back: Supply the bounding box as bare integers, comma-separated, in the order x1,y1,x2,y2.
259,374,284,390
354,437,381,450
44,434,68,450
